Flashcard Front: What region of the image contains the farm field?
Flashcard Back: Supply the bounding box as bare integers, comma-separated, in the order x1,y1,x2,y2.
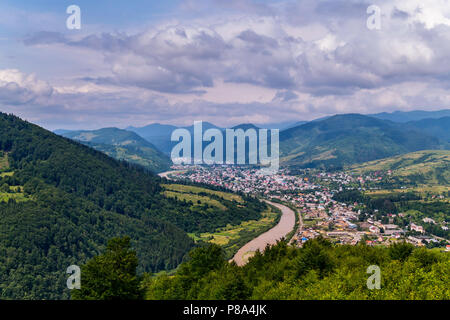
188,205,281,259
365,186,450,198
162,184,243,203
163,190,227,210
0,152,9,171
350,150,450,186
0,171,14,178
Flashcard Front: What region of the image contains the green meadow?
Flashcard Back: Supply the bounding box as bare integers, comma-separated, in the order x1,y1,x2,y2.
189,205,281,259
162,184,243,203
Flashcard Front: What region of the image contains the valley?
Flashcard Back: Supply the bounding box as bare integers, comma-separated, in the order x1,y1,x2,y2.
232,200,296,266
0,113,266,299
1,112,450,300
168,161,449,249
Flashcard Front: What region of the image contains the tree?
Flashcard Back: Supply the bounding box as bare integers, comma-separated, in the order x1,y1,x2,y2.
71,237,141,300
388,241,414,262
295,237,335,279
178,244,226,280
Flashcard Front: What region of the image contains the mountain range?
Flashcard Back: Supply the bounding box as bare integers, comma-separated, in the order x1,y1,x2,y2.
126,122,221,154
279,114,441,169
370,109,450,123
61,128,171,173
407,117,450,144
55,109,450,170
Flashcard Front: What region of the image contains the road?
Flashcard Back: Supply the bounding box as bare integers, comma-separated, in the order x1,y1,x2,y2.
158,170,185,180
232,200,296,266
289,205,303,245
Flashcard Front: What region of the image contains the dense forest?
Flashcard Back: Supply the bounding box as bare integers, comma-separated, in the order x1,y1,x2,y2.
72,236,450,300
0,113,264,299
144,238,449,300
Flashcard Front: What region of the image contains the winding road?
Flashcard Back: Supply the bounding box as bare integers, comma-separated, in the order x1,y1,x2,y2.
158,170,185,180
232,200,296,266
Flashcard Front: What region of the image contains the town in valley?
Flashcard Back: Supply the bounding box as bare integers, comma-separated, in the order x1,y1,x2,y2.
166,165,450,251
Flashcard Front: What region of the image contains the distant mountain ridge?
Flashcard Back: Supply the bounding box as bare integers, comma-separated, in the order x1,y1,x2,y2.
279,114,441,169
369,109,450,123
126,122,221,155
54,109,450,169
61,128,172,173
407,116,450,144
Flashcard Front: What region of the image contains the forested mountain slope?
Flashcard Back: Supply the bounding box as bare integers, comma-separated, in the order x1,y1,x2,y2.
61,128,171,173
407,117,450,144
280,114,440,169
0,113,264,299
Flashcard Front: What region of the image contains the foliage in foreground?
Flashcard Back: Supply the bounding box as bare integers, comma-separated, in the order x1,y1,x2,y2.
72,237,141,300
76,237,449,300
144,238,449,300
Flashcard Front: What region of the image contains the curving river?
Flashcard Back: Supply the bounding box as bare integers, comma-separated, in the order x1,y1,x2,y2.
158,171,297,267
232,200,296,266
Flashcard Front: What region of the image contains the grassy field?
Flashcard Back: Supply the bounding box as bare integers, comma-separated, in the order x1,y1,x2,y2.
162,184,243,203
350,150,450,173
0,190,30,203
163,190,227,210
350,150,450,186
0,152,9,171
366,186,450,197
162,184,282,258
0,171,14,178
188,205,281,259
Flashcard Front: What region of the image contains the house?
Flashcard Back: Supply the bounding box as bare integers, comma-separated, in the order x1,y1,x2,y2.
382,224,398,230
369,226,380,234
422,218,436,224
383,228,405,236
411,223,425,234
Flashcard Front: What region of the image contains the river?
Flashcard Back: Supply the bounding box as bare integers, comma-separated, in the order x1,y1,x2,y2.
232,200,296,266
158,170,297,266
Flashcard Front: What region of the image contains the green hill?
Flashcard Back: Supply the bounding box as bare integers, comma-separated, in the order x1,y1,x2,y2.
143,239,450,300
407,116,450,143
280,114,440,169
62,128,171,173
0,113,265,299
350,150,450,186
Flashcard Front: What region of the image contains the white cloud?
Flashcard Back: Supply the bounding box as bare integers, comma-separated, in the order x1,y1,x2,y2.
2,0,450,128
0,69,53,105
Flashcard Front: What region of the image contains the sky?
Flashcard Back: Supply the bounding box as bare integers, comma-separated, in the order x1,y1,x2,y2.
0,0,450,130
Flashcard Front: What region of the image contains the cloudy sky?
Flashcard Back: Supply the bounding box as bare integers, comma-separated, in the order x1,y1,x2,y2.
1,0,450,130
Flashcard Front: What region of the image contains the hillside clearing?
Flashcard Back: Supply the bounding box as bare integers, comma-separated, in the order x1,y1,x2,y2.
0,152,9,171
163,190,227,210
162,184,243,203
